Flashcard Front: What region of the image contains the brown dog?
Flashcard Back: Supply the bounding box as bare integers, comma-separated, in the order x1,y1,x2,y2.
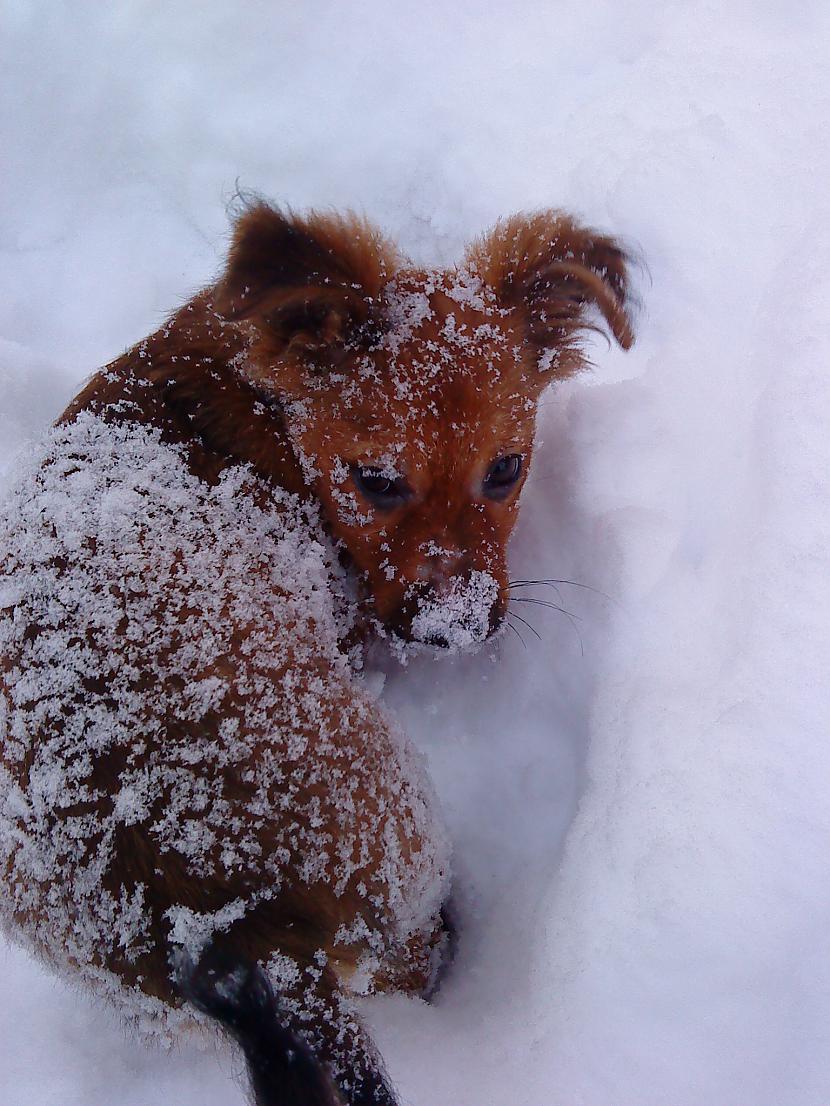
0,203,633,1105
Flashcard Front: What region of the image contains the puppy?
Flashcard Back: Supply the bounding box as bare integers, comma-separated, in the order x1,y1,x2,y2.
0,203,633,1105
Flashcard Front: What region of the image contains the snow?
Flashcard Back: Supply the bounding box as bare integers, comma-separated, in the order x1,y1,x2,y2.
1,2,829,1104
407,570,499,652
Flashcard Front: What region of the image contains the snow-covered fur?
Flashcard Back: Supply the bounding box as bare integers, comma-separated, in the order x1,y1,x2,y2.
0,202,633,1104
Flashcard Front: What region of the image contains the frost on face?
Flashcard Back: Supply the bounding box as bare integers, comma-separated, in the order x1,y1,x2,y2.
0,413,450,1038
371,270,513,404
328,456,372,527
409,570,499,652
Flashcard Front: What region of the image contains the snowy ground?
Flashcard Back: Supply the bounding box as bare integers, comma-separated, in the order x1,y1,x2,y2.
2,2,830,1103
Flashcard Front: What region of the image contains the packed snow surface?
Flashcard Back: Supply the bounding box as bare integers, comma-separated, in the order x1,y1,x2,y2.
2,2,829,1105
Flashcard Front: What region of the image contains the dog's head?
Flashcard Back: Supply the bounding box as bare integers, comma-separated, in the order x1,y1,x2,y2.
214,204,634,648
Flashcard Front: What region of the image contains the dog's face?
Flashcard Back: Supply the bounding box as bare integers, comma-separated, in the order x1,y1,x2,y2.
215,206,633,647
277,275,540,645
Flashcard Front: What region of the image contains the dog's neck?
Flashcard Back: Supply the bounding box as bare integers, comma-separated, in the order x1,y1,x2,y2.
59,290,310,496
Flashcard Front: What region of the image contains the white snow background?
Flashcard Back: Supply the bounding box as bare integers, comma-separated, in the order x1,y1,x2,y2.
2,2,829,1103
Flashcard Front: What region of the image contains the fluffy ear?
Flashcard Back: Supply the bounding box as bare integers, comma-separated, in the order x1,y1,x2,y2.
467,212,635,376
213,203,399,355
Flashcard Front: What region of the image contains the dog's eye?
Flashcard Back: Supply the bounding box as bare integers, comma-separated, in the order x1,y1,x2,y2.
351,466,411,509
483,454,523,499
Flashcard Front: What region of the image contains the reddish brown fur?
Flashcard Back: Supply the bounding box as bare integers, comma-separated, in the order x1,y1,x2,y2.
11,202,634,1103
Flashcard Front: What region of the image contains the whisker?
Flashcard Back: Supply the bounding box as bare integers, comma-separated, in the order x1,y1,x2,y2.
507,610,542,643
508,578,616,604
504,617,527,650
509,596,583,621
508,578,566,605
508,595,584,657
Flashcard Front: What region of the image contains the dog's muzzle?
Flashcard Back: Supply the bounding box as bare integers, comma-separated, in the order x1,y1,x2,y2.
393,570,502,651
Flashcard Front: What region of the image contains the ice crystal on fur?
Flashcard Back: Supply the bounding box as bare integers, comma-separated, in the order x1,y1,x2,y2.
408,570,499,651
0,413,449,1036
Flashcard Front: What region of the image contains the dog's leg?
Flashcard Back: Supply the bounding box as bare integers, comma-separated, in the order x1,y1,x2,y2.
370,907,454,1001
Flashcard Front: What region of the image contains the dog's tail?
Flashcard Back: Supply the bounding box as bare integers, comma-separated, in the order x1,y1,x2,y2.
176,945,396,1106
177,946,339,1105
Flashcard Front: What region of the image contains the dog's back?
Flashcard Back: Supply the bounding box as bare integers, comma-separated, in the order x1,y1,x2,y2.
0,409,448,1103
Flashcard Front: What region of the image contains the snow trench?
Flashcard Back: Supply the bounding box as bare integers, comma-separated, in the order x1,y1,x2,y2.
2,2,829,1104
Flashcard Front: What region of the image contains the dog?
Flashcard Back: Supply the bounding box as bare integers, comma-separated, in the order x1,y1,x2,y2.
0,202,633,1105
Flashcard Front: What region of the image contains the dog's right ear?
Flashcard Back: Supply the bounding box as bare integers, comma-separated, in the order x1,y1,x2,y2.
467,211,636,379
214,203,398,356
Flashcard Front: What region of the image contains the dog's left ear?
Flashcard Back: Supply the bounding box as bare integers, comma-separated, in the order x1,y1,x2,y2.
213,203,398,357
467,211,635,377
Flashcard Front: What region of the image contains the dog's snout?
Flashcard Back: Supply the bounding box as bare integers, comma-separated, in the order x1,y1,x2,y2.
488,597,506,635
395,581,438,632
415,544,464,588
385,568,505,649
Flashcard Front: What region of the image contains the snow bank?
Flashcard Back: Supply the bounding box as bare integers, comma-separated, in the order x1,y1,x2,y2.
1,1,829,1104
